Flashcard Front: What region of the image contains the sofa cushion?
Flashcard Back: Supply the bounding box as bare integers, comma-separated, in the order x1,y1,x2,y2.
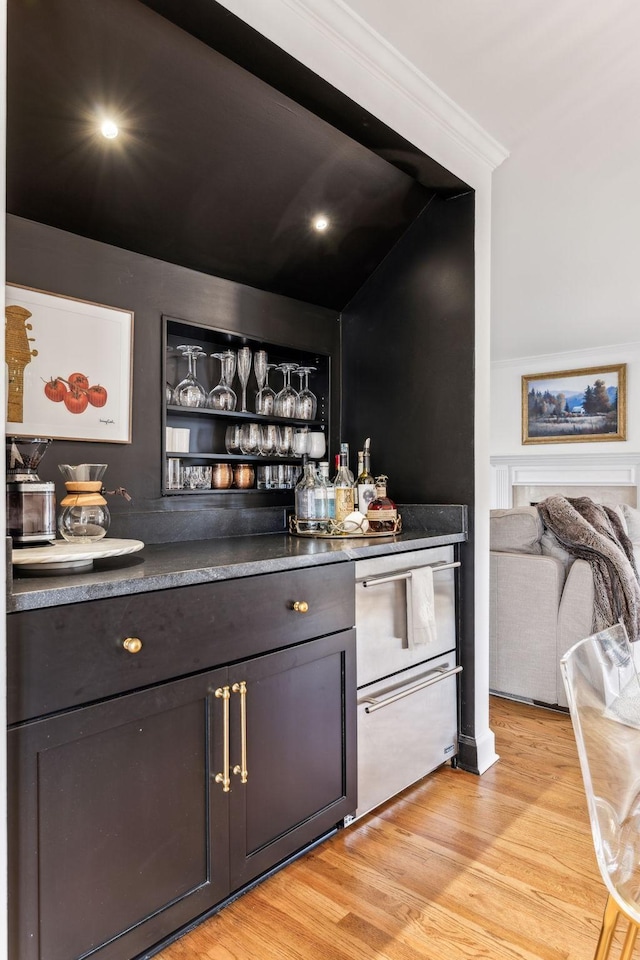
621,504,640,542
490,506,543,555
540,529,573,577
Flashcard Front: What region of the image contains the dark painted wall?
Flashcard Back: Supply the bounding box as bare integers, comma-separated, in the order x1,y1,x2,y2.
341,192,477,761
6,215,341,541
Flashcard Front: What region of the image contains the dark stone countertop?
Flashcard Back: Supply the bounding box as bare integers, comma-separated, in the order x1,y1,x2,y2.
8,504,467,613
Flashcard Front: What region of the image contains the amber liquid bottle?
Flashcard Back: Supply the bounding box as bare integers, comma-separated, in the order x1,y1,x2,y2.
366,475,397,532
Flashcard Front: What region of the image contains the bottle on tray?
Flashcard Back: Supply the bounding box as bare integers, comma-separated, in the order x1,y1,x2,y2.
355,437,376,518
367,475,398,532
334,447,355,523
317,461,335,521
295,461,327,531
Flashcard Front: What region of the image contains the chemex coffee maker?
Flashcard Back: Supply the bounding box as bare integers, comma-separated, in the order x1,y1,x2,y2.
6,437,56,546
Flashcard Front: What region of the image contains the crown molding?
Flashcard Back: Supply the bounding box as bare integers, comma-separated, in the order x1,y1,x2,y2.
491,340,640,369
216,0,509,179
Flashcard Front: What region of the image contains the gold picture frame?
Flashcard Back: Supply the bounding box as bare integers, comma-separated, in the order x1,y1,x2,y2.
522,363,626,445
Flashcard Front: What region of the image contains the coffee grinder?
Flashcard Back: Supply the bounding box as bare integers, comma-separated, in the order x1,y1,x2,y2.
6,437,56,546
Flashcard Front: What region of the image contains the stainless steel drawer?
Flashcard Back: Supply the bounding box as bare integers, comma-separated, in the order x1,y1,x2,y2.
355,652,460,819
355,546,457,686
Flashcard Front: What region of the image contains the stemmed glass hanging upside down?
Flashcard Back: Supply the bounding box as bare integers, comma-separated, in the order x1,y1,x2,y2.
208,351,237,411
237,346,252,413
173,345,207,407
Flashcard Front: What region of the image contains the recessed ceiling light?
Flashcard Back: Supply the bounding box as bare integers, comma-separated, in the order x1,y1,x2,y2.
313,216,329,232
100,119,119,139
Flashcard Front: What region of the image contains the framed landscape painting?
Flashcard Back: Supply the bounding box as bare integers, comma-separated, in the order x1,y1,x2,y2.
522,363,626,444
5,284,133,443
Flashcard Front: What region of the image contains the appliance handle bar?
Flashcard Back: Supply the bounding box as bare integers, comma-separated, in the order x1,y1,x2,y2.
360,560,461,588
361,664,463,713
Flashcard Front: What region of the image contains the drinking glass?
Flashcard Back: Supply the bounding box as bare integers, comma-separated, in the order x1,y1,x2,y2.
256,363,277,416
295,366,317,420
208,351,237,411
237,346,252,413
225,423,242,454
173,345,207,407
276,425,293,457
256,465,270,489
275,362,299,418
292,426,311,458
183,466,211,489
308,431,326,460
259,423,278,457
253,350,267,411
239,422,261,456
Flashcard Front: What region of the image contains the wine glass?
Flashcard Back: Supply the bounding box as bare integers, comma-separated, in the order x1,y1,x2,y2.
276,425,293,457
207,351,237,411
275,362,299,418
239,422,261,456
237,346,252,413
173,345,207,407
292,426,311,458
224,423,242,454
259,423,278,456
294,366,317,420
256,362,277,416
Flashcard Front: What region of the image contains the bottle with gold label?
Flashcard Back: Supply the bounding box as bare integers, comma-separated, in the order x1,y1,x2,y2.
334,449,355,523
366,475,397,532
356,438,376,517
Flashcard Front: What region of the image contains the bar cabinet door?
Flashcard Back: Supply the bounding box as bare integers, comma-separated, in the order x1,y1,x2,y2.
8,668,229,960
228,628,357,890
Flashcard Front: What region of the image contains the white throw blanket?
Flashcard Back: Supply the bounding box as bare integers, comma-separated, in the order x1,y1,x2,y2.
407,566,437,647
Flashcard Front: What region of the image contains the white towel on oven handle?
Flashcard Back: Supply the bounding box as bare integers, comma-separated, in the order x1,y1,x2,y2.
407,566,437,646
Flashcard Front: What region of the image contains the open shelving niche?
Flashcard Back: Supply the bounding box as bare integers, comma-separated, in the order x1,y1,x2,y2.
162,315,331,500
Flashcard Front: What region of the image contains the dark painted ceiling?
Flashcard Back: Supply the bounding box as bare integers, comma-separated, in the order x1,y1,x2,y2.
7,0,470,311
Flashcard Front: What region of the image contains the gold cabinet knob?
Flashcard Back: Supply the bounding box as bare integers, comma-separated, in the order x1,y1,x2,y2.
292,601,309,614
122,637,143,654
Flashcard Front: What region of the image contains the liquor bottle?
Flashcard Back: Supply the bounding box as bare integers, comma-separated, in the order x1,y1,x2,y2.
356,438,376,517
366,475,397,532
295,461,322,530
354,450,364,510
334,449,355,523
317,461,335,520
339,441,355,485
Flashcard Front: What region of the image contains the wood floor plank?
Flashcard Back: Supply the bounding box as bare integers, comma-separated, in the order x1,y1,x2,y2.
154,697,612,960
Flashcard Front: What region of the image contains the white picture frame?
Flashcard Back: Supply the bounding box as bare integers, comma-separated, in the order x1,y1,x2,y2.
5,284,133,443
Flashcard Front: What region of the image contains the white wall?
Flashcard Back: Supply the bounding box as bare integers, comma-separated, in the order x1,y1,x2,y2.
491,140,640,363
491,341,640,458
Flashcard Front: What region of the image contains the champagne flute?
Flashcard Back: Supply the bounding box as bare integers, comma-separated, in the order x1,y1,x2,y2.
253,350,268,413
237,346,252,413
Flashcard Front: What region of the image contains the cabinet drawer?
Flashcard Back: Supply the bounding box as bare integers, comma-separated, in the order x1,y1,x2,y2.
8,562,355,724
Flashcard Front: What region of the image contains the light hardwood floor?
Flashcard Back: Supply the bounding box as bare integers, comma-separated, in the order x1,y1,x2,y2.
156,697,609,960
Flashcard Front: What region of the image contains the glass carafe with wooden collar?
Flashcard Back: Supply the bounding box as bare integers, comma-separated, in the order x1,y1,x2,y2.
58,463,110,542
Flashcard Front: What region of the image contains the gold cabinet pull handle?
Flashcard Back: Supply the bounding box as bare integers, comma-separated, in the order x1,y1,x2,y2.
292,601,309,614
214,686,231,793
232,681,248,784
122,637,143,654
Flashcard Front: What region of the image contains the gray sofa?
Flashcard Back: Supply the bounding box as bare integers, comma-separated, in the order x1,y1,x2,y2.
489,503,640,709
